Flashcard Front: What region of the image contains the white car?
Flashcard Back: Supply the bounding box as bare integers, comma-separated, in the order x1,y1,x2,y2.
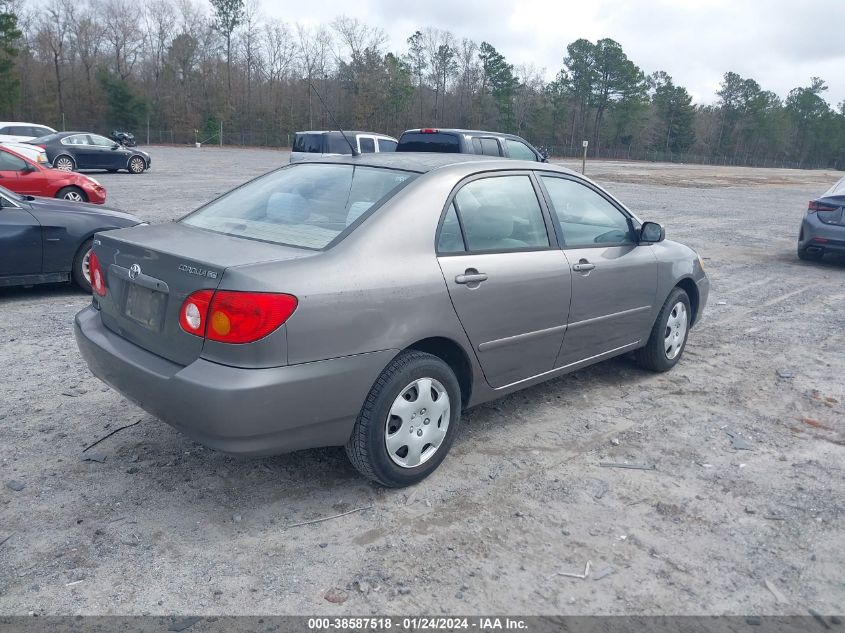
0,141,49,166
0,122,56,144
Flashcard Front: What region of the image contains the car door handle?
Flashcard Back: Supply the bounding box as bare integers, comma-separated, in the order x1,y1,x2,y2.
455,272,488,284
572,260,595,272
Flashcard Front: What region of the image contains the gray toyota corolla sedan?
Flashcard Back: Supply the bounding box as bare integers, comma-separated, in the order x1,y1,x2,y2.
75,153,709,487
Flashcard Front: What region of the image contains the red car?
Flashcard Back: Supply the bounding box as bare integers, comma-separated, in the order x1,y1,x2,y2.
0,145,106,204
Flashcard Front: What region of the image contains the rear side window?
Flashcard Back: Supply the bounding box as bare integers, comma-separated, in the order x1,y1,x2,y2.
293,134,322,153
397,132,460,153
62,135,88,145
451,175,549,252
437,203,466,253
506,139,538,161
479,138,501,156
182,164,416,249
378,139,397,152
359,137,376,153
32,126,53,137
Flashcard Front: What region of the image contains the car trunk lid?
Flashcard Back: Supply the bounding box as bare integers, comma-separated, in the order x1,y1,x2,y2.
94,223,314,365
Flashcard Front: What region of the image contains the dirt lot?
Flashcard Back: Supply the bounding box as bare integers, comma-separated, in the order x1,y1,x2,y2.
1,147,843,616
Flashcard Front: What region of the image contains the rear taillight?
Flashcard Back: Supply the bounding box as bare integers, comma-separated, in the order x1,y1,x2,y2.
179,290,297,344
35,144,46,150
420,128,439,134
89,252,106,296
808,200,838,212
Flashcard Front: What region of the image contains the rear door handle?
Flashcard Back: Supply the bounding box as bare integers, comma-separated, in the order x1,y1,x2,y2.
572,260,595,272
455,272,488,284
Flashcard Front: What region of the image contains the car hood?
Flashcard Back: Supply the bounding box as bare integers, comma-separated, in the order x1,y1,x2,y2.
25,195,141,224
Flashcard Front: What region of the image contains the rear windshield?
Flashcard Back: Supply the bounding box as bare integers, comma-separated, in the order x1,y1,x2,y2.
397,132,460,153
182,164,416,249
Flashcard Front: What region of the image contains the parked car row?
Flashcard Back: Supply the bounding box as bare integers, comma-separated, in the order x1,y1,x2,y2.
290,127,549,163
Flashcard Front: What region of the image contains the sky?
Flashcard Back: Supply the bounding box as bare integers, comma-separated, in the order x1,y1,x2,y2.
262,0,845,108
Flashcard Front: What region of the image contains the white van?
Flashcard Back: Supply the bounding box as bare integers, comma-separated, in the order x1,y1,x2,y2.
290,130,398,163
0,122,57,143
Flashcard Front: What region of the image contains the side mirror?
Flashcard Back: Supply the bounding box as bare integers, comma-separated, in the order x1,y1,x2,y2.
640,221,665,243
111,143,120,150
538,147,549,163
21,163,37,173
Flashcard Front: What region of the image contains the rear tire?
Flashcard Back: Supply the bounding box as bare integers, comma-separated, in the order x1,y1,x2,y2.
128,156,146,174
72,238,93,293
635,287,691,372
54,155,76,172
56,186,87,202
346,350,461,487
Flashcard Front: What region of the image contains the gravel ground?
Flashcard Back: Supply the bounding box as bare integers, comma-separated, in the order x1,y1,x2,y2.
0,147,843,616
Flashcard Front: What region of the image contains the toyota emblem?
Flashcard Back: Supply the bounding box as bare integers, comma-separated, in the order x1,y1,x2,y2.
129,264,141,280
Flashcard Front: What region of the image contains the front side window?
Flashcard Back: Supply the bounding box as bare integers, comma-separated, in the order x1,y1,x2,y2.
479,138,501,156
541,176,635,248
506,139,538,161
0,151,26,171
182,164,416,249
89,135,115,147
452,175,549,252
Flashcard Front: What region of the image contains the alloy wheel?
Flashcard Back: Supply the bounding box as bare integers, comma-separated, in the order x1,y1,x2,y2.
64,190,83,202
55,157,74,171
81,248,92,284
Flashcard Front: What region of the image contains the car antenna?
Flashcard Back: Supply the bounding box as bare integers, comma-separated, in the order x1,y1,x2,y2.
309,82,359,157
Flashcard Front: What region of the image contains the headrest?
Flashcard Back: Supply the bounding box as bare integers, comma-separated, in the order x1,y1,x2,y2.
463,206,513,243
266,192,309,223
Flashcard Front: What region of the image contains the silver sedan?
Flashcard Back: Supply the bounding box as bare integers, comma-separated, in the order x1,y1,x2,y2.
75,153,709,487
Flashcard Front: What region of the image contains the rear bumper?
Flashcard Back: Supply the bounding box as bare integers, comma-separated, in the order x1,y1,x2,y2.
799,216,845,253
74,305,396,456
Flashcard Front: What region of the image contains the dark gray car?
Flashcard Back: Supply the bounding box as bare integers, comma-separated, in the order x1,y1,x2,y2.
397,128,548,162
74,154,709,487
798,176,845,261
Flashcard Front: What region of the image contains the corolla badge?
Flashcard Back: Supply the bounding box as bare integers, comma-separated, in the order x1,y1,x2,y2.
178,264,218,279
129,264,141,279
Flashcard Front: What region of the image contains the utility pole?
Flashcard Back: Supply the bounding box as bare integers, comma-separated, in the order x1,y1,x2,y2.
581,140,589,174
219,121,223,147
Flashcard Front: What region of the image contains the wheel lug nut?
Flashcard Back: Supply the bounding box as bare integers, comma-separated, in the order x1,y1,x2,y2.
417,429,423,437
424,418,430,425
421,408,426,414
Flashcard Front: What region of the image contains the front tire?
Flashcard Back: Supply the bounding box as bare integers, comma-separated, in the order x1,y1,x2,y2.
128,156,146,174
56,186,87,202
72,238,93,292
635,287,691,372
346,350,461,487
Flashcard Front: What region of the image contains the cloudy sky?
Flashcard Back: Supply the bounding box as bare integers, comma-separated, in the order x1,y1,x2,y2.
263,0,844,108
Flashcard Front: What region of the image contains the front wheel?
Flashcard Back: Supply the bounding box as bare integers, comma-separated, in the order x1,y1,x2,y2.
72,238,93,292
56,186,87,202
128,156,146,174
635,287,691,372
346,350,461,487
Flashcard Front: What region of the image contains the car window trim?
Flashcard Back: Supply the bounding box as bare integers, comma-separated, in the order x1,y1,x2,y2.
0,190,22,208
435,169,560,257
535,172,641,250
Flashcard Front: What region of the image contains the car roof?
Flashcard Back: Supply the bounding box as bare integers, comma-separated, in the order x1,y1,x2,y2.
0,122,56,128
401,128,532,141
297,152,578,176
296,130,395,138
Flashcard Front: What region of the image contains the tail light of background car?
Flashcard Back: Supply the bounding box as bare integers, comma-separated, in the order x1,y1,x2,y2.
808,201,838,212
89,251,106,296
179,290,298,344
420,128,439,134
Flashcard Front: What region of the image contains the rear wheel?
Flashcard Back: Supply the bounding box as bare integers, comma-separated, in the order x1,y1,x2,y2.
346,350,461,487
54,155,76,172
128,156,146,174
72,238,93,292
635,287,691,372
56,186,87,202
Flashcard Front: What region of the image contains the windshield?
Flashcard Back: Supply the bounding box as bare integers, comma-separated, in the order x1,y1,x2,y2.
182,163,416,249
